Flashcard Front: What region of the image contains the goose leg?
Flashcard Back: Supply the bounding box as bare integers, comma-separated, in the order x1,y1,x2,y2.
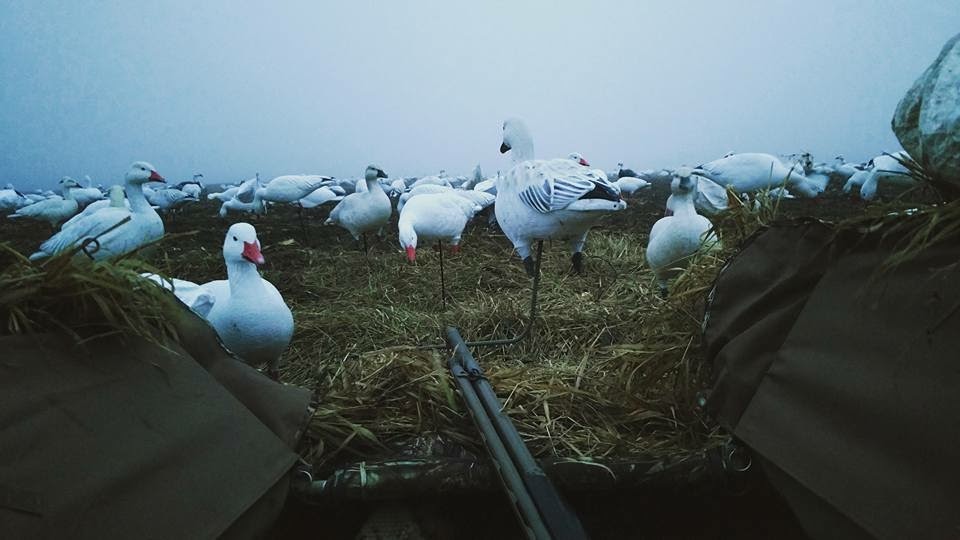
437,240,447,310
523,256,537,277
362,233,368,254
570,232,588,275
297,204,307,243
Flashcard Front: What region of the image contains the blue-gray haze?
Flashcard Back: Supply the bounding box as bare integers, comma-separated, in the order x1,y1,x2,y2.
1,1,958,189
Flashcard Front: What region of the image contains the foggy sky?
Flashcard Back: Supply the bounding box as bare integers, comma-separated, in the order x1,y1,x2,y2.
1,1,958,189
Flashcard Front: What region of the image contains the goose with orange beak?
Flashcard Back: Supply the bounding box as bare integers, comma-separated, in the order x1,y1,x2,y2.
29,161,166,260
201,223,293,378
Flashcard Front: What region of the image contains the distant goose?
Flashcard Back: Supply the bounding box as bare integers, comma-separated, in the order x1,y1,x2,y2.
298,186,343,209
67,177,106,208
646,167,720,295
148,187,197,214
8,177,83,228
62,184,128,228
398,192,482,261
496,118,626,275
846,152,912,200
255,174,333,205
0,184,26,213
324,165,392,249
29,162,165,261
665,175,729,217
218,197,260,218
617,162,640,178
694,152,820,197
208,186,240,202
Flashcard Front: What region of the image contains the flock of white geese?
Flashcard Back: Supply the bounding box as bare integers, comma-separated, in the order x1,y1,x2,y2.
1,117,915,377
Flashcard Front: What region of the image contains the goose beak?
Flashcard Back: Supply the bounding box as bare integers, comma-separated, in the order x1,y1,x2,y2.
377,169,388,179
149,170,166,183
578,158,590,167
405,246,416,262
500,142,510,154
242,241,265,265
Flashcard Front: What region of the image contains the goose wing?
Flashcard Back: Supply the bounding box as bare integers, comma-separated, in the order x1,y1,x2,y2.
517,159,620,213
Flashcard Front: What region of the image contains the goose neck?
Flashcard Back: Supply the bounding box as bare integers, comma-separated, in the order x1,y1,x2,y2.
125,182,152,212
226,260,266,297
671,192,698,217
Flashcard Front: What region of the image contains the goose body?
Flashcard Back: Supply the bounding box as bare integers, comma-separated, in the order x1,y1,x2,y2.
147,187,196,213
208,186,240,202
398,192,481,261
62,185,128,228
256,175,333,204
695,153,821,197
68,181,106,208
665,175,730,217
324,165,392,240
299,186,343,209
29,162,165,261
495,118,626,275
615,176,651,195
8,177,82,227
858,152,912,200
218,197,260,218
0,186,26,213
647,168,719,294
203,223,293,373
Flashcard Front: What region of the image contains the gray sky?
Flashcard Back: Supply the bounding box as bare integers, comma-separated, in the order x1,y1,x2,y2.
1,1,958,189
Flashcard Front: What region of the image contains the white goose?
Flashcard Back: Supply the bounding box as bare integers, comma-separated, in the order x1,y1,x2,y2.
646,168,720,295
854,152,912,200
398,192,482,261
693,153,821,197
62,184,128,228
298,186,343,209
201,223,293,376
0,184,26,214
665,174,730,217
208,186,240,202
8,177,83,228
67,177,106,208
496,118,626,275
29,162,165,261
145,223,293,376
255,174,333,205
324,165,392,247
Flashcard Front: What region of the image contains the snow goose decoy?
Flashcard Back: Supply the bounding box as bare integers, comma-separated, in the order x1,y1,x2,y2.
856,152,913,200
496,118,626,276
8,177,83,228
646,167,720,296
201,223,293,377
0,184,26,214
693,153,821,198
62,184,128,228
28,162,166,261
399,192,482,261
324,165,392,251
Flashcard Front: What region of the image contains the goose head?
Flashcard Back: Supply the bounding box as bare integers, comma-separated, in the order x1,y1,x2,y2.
107,185,125,207
125,161,165,185
673,167,699,195
365,165,388,181
59,176,81,190
398,224,417,262
500,118,534,162
223,222,264,266
568,153,590,167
